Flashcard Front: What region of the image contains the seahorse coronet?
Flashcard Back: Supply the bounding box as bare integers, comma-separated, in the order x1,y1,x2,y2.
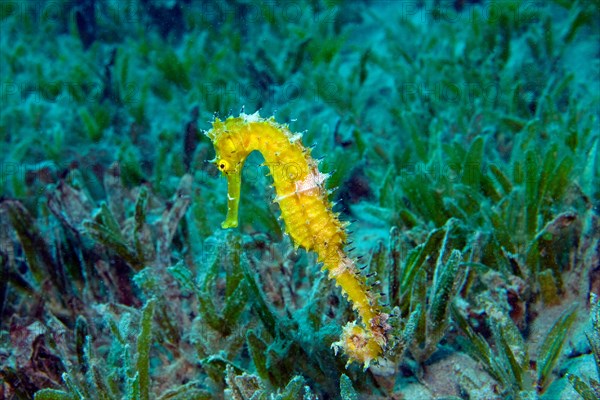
205,112,390,368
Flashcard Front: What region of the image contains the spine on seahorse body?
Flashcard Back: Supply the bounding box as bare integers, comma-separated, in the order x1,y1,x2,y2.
205,112,390,368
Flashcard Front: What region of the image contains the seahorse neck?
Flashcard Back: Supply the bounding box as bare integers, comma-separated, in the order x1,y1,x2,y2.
243,121,300,162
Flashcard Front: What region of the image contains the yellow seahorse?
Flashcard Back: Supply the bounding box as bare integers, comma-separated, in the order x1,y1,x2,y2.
205,112,390,368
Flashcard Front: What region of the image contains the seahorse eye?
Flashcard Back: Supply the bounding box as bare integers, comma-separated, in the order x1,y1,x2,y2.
217,159,230,172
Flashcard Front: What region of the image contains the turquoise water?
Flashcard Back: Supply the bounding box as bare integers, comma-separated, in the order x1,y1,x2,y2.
1,1,599,399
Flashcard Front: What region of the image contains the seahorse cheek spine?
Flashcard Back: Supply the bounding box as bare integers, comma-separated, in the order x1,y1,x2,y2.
205,112,390,369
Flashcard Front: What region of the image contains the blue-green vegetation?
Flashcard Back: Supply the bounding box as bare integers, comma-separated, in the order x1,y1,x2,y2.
0,0,598,398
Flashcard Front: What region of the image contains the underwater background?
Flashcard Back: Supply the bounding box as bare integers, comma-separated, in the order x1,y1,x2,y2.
0,0,599,399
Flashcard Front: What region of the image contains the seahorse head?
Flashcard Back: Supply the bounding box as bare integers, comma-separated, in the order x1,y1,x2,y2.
205,117,250,175
204,116,252,229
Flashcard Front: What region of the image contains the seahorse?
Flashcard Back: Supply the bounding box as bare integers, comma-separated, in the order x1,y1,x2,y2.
205,112,390,368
